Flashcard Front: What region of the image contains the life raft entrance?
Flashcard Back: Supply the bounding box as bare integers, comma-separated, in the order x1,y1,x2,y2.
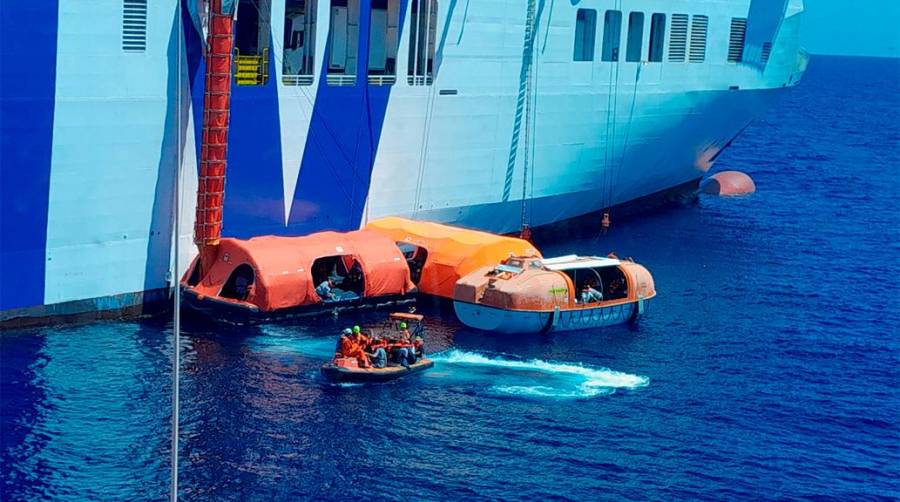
312,255,365,296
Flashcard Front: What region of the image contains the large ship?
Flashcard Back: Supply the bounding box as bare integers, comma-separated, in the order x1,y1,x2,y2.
0,0,807,325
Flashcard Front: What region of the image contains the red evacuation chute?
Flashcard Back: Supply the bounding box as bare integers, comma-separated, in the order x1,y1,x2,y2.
194,0,234,272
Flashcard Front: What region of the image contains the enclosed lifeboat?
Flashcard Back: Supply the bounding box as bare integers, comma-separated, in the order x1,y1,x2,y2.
365,217,541,299
453,255,656,334
182,230,416,323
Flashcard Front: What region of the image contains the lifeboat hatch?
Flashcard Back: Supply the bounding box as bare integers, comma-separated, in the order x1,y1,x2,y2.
220,263,255,301
559,264,628,304
397,243,428,285
312,255,365,296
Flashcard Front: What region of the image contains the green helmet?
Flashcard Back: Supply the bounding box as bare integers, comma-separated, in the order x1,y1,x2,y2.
399,322,408,329
352,325,361,334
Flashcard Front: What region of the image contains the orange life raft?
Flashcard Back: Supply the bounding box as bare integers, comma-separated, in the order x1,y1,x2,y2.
365,217,541,299
182,230,416,323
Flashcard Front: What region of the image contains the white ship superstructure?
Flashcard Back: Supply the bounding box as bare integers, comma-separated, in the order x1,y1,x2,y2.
0,0,807,323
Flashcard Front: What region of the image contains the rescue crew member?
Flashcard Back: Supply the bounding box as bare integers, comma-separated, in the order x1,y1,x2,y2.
390,322,415,367
413,336,425,360
335,328,352,357
338,330,370,368
365,336,388,369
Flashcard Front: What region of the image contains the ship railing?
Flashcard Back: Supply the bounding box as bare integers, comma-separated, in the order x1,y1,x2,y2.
282,75,315,86
407,75,433,86
367,75,397,86
326,74,357,86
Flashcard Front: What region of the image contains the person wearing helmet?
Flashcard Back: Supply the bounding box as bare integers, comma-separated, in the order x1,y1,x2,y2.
334,327,352,358
390,321,414,367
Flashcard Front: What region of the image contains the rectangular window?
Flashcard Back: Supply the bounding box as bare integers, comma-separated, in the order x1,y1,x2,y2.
368,0,401,84
647,13,665,62
689,15,708,63
728,18,747,63
601,10,622,62
122,0,148,52
407,0,438,85
668,13,688,62
573,9,597,61
625,12,644,62
282,0,317,85
327,0,359,86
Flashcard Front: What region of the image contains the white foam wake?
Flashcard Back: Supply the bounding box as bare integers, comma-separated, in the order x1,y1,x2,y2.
433,350,649,398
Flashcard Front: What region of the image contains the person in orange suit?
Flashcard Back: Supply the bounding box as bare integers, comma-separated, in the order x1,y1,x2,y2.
339,329,370,368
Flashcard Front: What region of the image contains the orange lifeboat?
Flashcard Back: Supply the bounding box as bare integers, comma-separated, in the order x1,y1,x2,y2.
365,217,540,299
182,230,415,323
453,255,656,333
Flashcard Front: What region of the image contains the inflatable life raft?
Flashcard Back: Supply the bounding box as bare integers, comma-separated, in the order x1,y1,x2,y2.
453,255,656,334
182,230,416,324
365,217,540,299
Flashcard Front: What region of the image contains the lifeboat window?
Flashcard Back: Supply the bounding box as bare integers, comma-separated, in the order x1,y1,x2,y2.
647,13,665,62
367,0,401,85
598,266,628,301
407,0,438,85
625,12,644,62
327,0,360,86
220,264,256,301
234,0,273,86
573,9,597,62
397,243,428,285
282,0,317,86
601,10,622,62
311,256,365,296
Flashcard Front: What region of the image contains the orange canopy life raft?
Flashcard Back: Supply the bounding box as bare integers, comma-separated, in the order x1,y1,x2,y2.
182,230,416,323
453,255,656,334
365,217,541,299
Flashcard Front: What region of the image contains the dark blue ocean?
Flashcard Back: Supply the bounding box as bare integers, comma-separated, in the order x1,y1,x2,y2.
2,56,899,501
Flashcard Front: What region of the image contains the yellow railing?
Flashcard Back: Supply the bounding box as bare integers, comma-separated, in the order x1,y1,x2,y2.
233,47,269,86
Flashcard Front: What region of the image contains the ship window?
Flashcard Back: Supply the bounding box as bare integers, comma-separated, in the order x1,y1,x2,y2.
220,264,255,301
368,0,401,85
647,13,665,62
728,18,747,63
327,0,359,86
122,0,148,52
601,10,622,62
408,0,438,85
573,9,597,62
234,0,272,85
282,0,317,86
689,15,708,63
668,13,688,62
625,12,644,62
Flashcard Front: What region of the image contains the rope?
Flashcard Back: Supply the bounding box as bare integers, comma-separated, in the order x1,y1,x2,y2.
170,2,184,500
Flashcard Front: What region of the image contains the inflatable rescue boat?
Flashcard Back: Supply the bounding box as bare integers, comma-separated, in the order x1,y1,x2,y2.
321,313,433,383
453,255,656,334
182,230,416,323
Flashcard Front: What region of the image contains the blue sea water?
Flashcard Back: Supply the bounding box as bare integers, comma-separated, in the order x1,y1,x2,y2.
2,56,899,500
